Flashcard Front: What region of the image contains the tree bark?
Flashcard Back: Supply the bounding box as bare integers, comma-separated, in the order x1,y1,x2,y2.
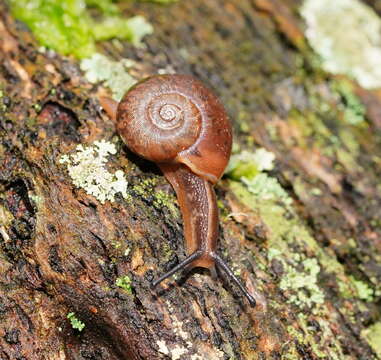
0,0,381,359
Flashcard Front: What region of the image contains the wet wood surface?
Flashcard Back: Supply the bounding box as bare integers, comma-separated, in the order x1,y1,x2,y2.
0,0,381,359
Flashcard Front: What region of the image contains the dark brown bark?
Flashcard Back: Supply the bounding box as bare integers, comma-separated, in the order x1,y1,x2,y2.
1,0,381,359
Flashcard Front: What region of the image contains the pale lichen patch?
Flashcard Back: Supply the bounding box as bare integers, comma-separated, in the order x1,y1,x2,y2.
157,340,170,356
229,181,325,309
59,140,128,203
362,321,381,357
242,174,292,207
156,302,224,360
348,276,374,302
301,0,381,89
280,257,325,308
226,148,292,208
225,147,275,180
80,53,137,101
170,346,188,360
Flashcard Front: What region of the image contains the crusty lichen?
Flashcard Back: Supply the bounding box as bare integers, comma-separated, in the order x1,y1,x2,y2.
348,276,374,302
59,140,128,204
280,257,325,308
228,178,325,310
301,0,381,89
225,148,275,180
226,147,328,309
80,53,137,101
362,321,381,357
226,147,293,208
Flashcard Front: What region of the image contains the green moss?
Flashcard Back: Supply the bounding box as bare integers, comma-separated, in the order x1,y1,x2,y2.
362,322,381,357
267,248,282,262
337,278,356,300
132,177,179,216
124,247,131,257
226,159,259,181
230,177,375,357
8,0,153,59
112,240,121,249
33,103,42,113
284,312,347,359
86,0,119,14
132,177,158,197
92,15,153,47
116,275,132,293
160,242,174,262
67,312,85,331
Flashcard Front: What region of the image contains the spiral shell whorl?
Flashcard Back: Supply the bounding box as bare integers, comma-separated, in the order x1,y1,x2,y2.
116,76,201,162
116,74,232,182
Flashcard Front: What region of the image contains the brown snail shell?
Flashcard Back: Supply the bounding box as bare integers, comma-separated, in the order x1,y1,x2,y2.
116,74,232,184
100,74,256,307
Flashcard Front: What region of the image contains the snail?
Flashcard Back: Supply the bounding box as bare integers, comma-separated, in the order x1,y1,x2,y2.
100,74,256,307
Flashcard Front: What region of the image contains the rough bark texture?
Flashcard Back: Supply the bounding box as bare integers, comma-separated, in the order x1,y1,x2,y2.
0,0,381,359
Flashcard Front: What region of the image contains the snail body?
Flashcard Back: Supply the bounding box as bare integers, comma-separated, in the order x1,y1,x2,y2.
101,74,255,307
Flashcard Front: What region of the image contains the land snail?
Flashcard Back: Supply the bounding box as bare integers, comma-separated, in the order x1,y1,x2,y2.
100,74,256,307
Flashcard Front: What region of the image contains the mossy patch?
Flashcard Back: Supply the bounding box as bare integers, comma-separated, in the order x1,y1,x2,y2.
331,79,366,126
226,147,293,209
9,0,153,59
116,275,132,294
153,190,178,216
67,312,85,331
242,174,293,207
